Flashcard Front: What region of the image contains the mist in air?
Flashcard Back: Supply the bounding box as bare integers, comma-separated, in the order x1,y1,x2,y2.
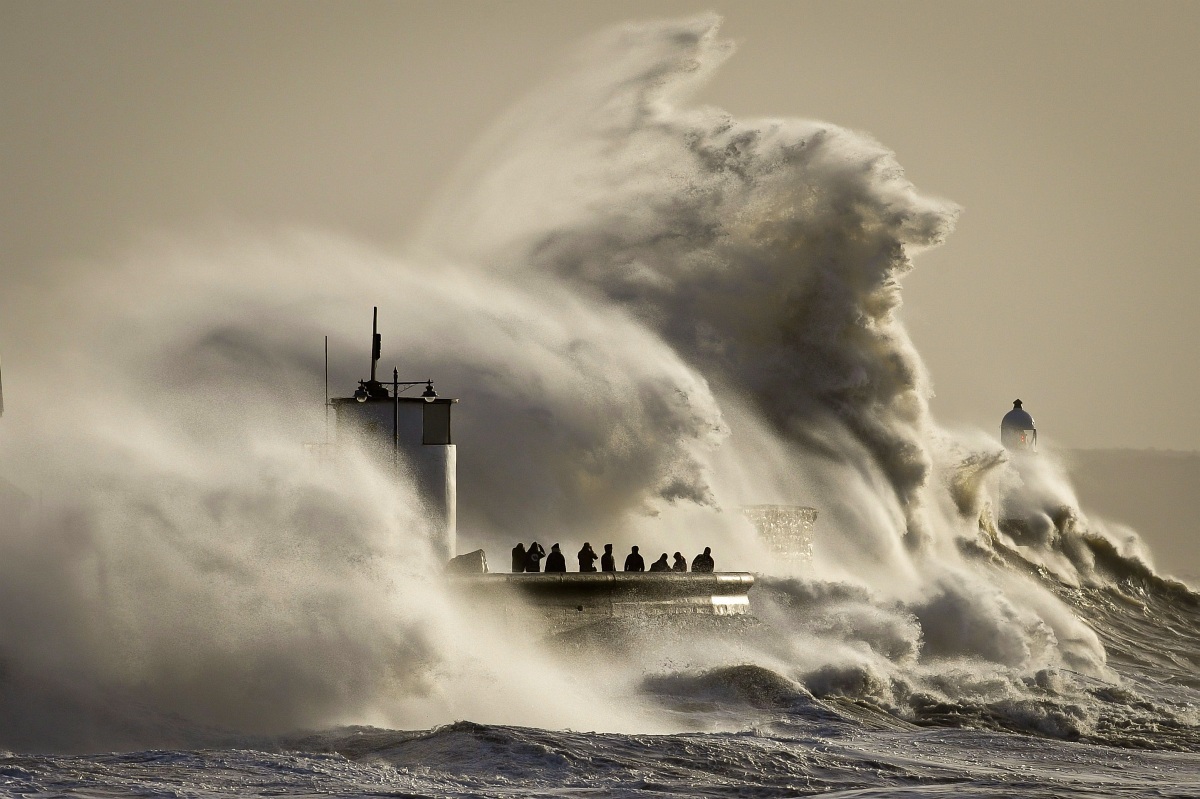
0,15,1177,753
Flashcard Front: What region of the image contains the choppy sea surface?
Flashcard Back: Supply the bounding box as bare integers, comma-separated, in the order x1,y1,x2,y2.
4,565,1198,799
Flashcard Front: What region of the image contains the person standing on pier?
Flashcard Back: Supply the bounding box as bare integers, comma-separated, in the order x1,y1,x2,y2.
524,541,546,572
577,542,599,572
545,543,566,572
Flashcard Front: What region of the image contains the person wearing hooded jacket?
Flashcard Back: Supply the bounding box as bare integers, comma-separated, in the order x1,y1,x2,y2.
545,543,567,572
511,542,527,573
671,552,688,572
691,546,715,573
649,553,671,572
524,541,546,572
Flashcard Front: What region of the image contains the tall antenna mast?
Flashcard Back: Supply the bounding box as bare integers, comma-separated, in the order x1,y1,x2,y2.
369,306,381,385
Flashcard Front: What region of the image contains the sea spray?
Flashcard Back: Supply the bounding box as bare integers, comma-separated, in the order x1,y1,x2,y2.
0,15,1196,755
0,231,696,750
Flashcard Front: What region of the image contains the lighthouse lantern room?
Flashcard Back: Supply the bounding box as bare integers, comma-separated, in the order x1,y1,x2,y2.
1000,399,1037,453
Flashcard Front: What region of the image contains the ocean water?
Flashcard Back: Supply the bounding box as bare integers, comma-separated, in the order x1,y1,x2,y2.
5,569,1199,797
2,14,1198,798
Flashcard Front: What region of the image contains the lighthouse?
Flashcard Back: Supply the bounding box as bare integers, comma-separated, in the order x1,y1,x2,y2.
1000,399,1037,453
330,308,457,561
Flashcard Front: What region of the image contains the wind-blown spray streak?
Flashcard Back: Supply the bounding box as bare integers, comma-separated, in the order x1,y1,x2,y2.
0,15,1197,761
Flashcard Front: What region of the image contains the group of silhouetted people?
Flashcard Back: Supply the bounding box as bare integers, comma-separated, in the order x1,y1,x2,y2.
511,541,715,574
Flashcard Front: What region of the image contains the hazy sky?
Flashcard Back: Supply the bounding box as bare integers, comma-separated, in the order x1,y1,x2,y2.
3,0,1198,450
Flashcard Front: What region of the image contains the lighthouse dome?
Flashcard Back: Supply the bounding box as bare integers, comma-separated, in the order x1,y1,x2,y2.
1001,399,1035,431
1000,399,1037,452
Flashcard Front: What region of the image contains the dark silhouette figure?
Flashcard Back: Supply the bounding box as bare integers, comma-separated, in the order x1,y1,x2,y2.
624,545,645,572
577,542,599,572
601,544,616,572
691,546,715,573
672,552,687,572
649,553,671,572
524,541,546,573
545,543,566,573
511,542,527,573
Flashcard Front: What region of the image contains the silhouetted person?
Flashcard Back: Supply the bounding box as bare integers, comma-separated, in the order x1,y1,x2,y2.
545,543,566,573
672,552,687,572
624,545,645,572
649,553,671,572
578,542,599,572
601,543,616,572
692,546,715,573
524,541,545,573
511,542,527,573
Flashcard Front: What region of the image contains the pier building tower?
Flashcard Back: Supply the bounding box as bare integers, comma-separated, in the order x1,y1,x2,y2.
330,308,457,560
